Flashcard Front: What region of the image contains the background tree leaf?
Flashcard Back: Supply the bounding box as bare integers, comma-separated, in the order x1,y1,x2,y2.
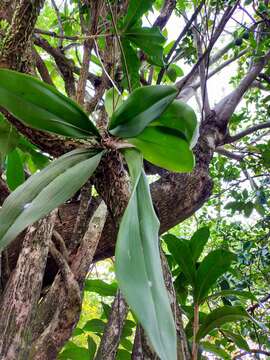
189,227,210,262
0,113,20,159
194,249,236,303
122,0,155,30
123,26,166,66
115,149,177,360
163,234,196,285
196,306,250,341
121,39,141,91
84,279,118,297
221,330,250,351
6,149,25,190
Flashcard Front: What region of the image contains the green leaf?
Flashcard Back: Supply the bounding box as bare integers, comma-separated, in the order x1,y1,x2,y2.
164,234,196,285
105,88,124,118
109,85,177,138
59,343,89,360
6,149,25,190
129,127,195,172
83,319,106,333
150,100,198,145
206,290,257,302
121,39,141,91
189,227,210,262
123,26,166,66
120,338,133,351
116,349,131,360
166,64,184,82
84,279,118,296
115,149,177,360
0,149,103,251
0,113,20,158
196,306,250,341
221,330,250,351
201,342,230,359
87,336,97,360
122,0,154,30
194,249,236,303
0,69,99,138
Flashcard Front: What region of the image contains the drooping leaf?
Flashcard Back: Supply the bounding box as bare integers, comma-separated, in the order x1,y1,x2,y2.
0,113,20,158
221,330,250,351
109,85,177,138
87,336,97,360
194,249,236,303
0,149,104,251
0,69,99,138
84,279,118,297
164,234,196,285
189,227,210,262
129,127,195,172
206,289,257,302
122,0,155,30
196,306,250,341
150,100,198,145
105,88,124,118
6,149,25,190
201,342,230,359
121,39,141,91
123,26,166,66
115,149,177,360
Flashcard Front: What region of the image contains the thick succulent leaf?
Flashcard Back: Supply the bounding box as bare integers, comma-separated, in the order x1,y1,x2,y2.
115,149,177,360
129,127,195,172
109,85,177,138
196,306,250,341
164,234,196,285
122,0,155,30
221,330,250,351
6,149,25,190
150,100,198,145
121,39,141,91
0,149,103,251
0,69,99,138
0,113,20,158
194,249,236,303
123,26,166,66
189,227,210,262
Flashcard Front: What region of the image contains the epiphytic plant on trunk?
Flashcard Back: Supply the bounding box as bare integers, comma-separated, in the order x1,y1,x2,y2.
0,68,197,360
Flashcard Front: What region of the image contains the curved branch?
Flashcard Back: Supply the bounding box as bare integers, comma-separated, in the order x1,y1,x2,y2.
224,121,270,143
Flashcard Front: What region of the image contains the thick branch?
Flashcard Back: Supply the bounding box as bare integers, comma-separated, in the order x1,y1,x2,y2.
215,50,270,125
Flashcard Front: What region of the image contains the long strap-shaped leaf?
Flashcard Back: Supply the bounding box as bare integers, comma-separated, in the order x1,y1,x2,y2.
0,69,99,138
0,148,104,251
115,149,176,360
